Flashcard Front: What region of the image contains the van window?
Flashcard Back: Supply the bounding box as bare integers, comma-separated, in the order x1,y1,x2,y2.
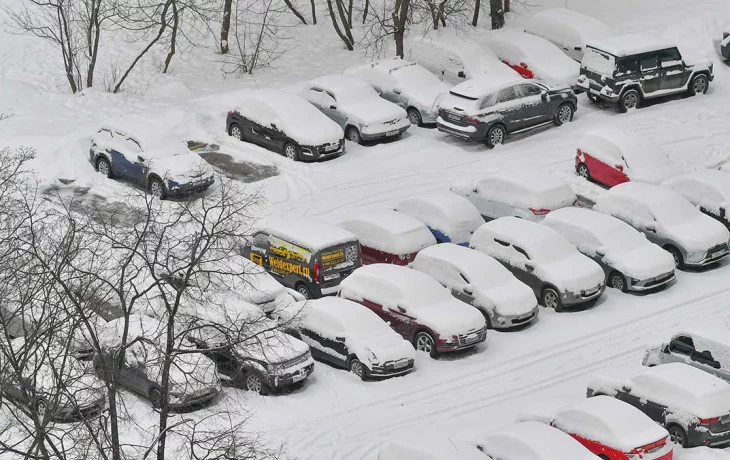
251,232,268,249
669,336,695,355
659,48,682,66
640,53,659,72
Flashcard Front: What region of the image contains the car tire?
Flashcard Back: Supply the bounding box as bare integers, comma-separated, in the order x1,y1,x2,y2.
667,425,688,447
609,272,628,293
576,162,591,181
230,123,244,141
665,245,684,270
485,124,506,149
283,142,299,162
36,399,48,422
480,310,493,329
688,74,709,96
349,359,367,381
148,177,167,200
542,287,564,312
407,108,422,127
617,89,640,113
554,103,574,126
149,388,163,409
245,372,269,395
346,126,362,144
295,283,311,299
414,331,438,359
96,157,113,179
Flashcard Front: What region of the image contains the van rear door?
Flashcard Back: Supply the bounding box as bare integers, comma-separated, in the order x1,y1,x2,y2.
317,241,362,292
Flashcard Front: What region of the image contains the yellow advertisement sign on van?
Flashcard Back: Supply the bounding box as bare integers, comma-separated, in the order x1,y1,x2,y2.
269,236,312,263
321,248,345,269
269,256,311,278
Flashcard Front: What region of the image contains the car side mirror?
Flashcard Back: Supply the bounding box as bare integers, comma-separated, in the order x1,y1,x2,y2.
393,88,402,95
329,104,337,110
463,286,473,296
270,122,278,130
616,164,624,172
335,336,345,342
621,385,631,393
137,155,145,163
397,306,407,314
720,206,726,218
645,223,656,233
595,247,606,257
457,71,466,78
525,263,535,272
386,321,391,327
664,344,671,353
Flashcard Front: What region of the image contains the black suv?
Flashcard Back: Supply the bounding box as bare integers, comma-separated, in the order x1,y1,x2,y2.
577,33,713,112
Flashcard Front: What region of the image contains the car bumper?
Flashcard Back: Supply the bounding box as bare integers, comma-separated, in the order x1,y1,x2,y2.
562,284,605,307
690,426,730,447
167,177,215,197
492,308,539,330
360,125,409,141
628,271,675,292
420,110,439,125
268,363,314,390
684,246,730,267
721,41,730,60
369,359,415,378
169,386,220,410
577,77,620,102
55,397,106,422
436,329,487,353
436,117,487,141
300,142,346,161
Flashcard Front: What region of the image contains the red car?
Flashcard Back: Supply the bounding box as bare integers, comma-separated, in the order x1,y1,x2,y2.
575,127,680,187
339,210,436,265
549,396,673,460
338,264,486,358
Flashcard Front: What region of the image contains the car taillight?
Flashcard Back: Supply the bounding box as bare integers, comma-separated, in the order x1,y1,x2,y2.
227,111,233,116
530,208,551,216
629,437,668,455
573,199,579,206
439,108,446,117
699,417,720,425
313,260,320,283
464,116,480,124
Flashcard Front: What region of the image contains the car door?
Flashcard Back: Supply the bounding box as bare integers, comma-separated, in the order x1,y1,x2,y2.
300,327,329,363
639,52,660,95
515,83,552,127
384,305,418,342
512,245,542,295
120,136,147,185
666,335,697,365
492,85,528,132
658,48,691,91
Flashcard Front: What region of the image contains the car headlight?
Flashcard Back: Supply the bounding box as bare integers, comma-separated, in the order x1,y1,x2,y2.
267,363,284,375
686,250,705,263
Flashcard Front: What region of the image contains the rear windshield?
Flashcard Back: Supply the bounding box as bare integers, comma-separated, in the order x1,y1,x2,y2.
582,47,616,76
319,241,361,272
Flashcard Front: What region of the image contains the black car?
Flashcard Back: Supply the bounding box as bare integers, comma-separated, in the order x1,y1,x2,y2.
226,89,345,162
577,33,714,112
436,74,577,148
722,30,729,61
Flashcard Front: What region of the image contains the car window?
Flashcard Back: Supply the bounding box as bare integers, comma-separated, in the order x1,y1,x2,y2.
516,84,542,98
640,53,659,72
251,232,268,248
494,238,510,247
459,272,470,284
659,48,682,66
496,86,519,104
479,94,497,110
669,335,695,355
616,57,639,75
126,137,142,154
97,128,113,139
513,246,531,260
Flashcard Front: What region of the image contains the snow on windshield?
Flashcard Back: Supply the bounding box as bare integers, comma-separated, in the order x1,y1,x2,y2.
335,80,380,104
596,223,646,252
582,47,615,75
528,234,576,263
653,195,700,226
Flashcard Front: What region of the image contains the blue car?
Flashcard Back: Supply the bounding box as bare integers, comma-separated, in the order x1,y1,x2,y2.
89,124,215,199
395,192,485,246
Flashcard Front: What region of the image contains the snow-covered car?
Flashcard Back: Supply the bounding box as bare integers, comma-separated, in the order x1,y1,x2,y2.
379,437,487,460
722,29,730,61
477,29,581,88
575,127,681,187
470,217,605,312
588,363,730,447
89,123,215,199
542,208,675,292
451,171,577,222
94,314,221,409
0,337,106,423
524,9,612,62
344,58,450,126
338,264,486,358
239,258,299,314
338,210,436,266
302,74,410,144
395,191,484,246
412,243,538,330
405,30,520,85
476,421,598,460
643,319,730,382
661,170,730,230
437,74,577,148
593,182,730,269
226,89,345,162
295,297,415,380
544,396,673,460
578,34,714,112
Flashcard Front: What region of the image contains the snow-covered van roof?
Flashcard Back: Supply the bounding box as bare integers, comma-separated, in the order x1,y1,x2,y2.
474,171,576,211
339,210,436,254
525,9,612,47
450,73,523,100
395,192,484,244
479,421,596,460
378,437,488,460
471,217,570,256
586,33,676,57
262,218,359,252
553,396,668,452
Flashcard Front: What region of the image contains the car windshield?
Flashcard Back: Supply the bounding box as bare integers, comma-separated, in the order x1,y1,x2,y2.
653,196,699,226
463,261,512,287
528,235,575,263
596,224,646,252
334,81,379,104
340,312,389,339
582,47,616,76
392,64,439,87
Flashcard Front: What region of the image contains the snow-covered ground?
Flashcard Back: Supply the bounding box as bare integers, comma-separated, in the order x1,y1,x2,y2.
3,0,730,458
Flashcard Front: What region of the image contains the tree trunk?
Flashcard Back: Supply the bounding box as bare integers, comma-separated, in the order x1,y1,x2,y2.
393,0,410,57
347,0,353,28
437,0,446,27
310,0,317,24
362,0,368,23
86,0,102,88
283,0,308,24
327,0,353,50
504,0,509,12
220,0,233,53
163,0,178,73
333,0,354,44
472,0,480,26
490,0,504,30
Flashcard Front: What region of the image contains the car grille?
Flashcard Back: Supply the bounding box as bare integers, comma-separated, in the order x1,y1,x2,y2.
708,243,729,260
512,312,535,324
644,272,674,288
458,328,485,346
383,118,400,125
318,140,342,154
581,285,602,298
282,351,311,368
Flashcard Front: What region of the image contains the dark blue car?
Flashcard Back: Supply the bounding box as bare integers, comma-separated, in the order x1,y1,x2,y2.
395,192,485,246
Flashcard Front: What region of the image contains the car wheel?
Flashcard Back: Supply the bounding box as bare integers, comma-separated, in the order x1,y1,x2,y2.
36,399,48,422
148,177,167,200
414,331,438,358
485,124,506,149
245,373,268,395
665,245,684,270
688,74,709,96
668,425,688,447
346,126,362,144
295,283,311,299
542,287,564,312
349,359,367,381
576,162,590,181
407,108,422,127
609,272,628,293
230,123,244,141
554,103,574,126
96,157,113,178
149,388,163,409
617,89,640,113
480,310,493,329
283,142,299,161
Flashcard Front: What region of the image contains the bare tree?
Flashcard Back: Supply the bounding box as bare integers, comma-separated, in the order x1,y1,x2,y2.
327,0,354,50
490,0,504,29
220,0,233,53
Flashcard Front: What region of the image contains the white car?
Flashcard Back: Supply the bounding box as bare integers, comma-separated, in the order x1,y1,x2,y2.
662,170,730,229
89,122,215,199
593,182,730,268
379,437,487,460
470,217,605,311
395,191,484,246
477,29,581,88
477,421,597,460
240,258,299,314
542,207,675,292
295,297,415,380
303,74,410,144
338,264,487,358
451,171,577,222
406,30,521,84
575,126,681,186
524,8,612,61
345,58,450,126
412,243,538,330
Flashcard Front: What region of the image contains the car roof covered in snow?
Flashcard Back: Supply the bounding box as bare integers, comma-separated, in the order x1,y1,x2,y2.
477,170,572,196
468,171,576,211
395,192,484,242
357,57,416,74
679,318,730,348
339,263,452,306
597,182,681,209
309,74,372,94
586,33,676,57
590,363,730,419
98,119,185,153
98,313,165,348
553,396,668,452
304,297,384,328
542,207,634,241
525,8,612,45
471,217,568,254
339,210,436,254
479,421,596,460
263,218,359,252
378,437,488,460
450,73,524,99
414,243,509,279
663,170,730,200
578,127,676,176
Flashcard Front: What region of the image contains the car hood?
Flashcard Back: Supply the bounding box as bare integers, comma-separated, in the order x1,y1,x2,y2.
474,279,537,317
234,331,310,364
679,47,713,68
541,253,605,293
341,99,407,126
283,116,343,147
667,217,730,252
152,152,215,183
416,299,486,339
604,242,675,280
627,164,681,185
355,332,415,365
